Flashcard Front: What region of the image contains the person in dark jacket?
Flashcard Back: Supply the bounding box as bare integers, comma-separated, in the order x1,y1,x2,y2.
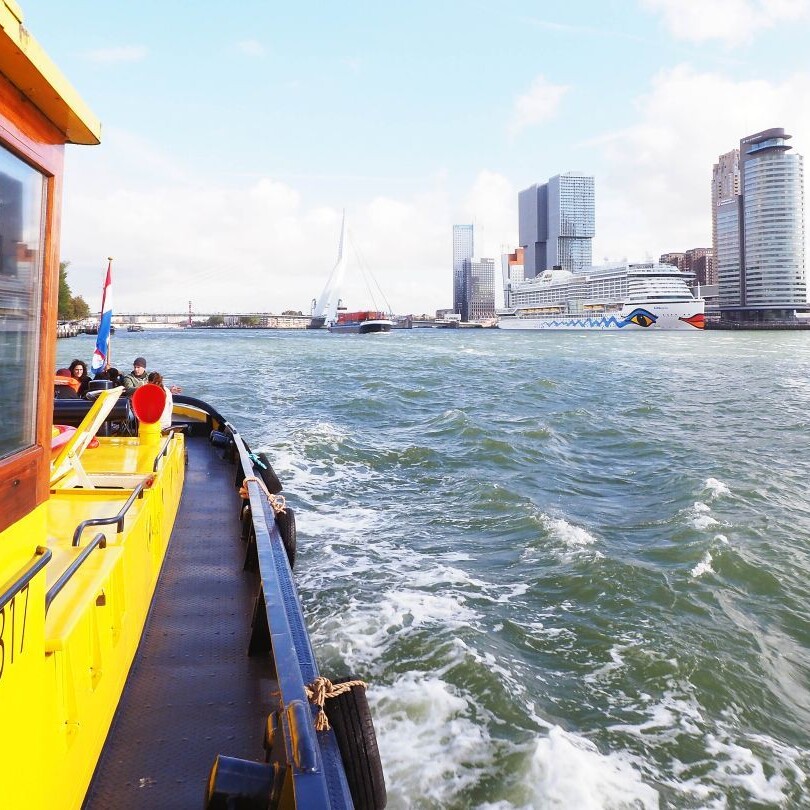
68,359,91,396
121,357,148,393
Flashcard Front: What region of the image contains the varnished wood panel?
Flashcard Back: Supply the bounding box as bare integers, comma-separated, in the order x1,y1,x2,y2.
0,71,66,535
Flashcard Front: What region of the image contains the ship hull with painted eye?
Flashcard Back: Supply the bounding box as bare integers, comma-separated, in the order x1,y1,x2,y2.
497,261,705,331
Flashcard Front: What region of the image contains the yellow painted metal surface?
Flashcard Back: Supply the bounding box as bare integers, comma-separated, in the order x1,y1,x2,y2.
0,1,100,143
0,429,186,808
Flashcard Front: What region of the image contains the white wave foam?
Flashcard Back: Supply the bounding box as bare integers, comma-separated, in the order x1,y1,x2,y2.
312,588,480,673
690,503,720,531
525,726,659,809
368,674,493,807
704,477,731,499
700,731,806,805
691,552,714,578
541,515,602,558
584,643,633,685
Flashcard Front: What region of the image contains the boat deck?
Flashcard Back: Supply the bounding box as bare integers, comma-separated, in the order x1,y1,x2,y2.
84,436,274,809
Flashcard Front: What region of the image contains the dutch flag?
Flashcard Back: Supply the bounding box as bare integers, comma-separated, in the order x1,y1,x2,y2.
91,258,113,378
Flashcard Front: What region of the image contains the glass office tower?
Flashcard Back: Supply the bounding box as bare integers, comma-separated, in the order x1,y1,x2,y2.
519,172,594,278
453,224,474,315
715,128,806,321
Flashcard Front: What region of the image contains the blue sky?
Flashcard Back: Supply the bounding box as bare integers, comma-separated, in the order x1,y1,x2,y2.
24,0,810,315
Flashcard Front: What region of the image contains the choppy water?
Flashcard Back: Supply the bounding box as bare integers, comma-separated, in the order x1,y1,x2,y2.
59,328,810,808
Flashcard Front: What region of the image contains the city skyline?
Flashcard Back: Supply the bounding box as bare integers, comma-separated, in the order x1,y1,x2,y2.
22,0,810,314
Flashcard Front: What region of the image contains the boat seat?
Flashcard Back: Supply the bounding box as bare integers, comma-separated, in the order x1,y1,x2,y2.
50,388,125,489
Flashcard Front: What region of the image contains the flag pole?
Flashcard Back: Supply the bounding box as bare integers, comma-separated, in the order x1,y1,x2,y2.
91,257,114,378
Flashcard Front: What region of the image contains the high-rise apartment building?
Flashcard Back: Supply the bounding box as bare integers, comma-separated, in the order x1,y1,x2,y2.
659,248,715,286
452,224,474,315
461,257,496,321
714,128,806,321
501,247,525,308
519,172,595,278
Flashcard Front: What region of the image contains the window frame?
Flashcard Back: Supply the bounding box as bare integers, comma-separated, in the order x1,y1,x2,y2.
0,70,65,535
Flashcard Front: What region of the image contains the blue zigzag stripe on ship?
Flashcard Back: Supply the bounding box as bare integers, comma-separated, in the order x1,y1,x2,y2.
538,307,658,329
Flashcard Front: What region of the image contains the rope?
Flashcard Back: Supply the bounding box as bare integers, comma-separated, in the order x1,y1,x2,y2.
305,677,368,732
239,475,286,515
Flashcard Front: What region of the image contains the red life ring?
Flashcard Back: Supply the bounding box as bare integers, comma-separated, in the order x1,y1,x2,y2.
51,424,76,451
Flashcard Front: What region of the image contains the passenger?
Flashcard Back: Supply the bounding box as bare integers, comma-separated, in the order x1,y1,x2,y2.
147,371,173,430
105,367,122,386
121,357,148,393
54,368,80,399
68,359,91,396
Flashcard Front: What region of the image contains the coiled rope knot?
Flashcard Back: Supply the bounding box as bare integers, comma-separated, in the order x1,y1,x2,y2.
240,475,286,515
304,677,368,732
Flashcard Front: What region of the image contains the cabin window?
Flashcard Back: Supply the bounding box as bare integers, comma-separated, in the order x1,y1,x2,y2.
0,145,46,461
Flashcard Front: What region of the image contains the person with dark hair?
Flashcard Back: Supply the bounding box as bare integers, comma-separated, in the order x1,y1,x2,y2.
121,357,148,393
68,359,91,396
105,367,121,386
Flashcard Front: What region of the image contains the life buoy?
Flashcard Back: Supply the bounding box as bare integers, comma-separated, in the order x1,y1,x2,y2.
51,425,99,452
51,424,76,451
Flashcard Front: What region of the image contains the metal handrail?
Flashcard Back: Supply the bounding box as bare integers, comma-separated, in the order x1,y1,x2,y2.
152,433,176,471
71,478,149,547
0,547,51,611
45,533,106,613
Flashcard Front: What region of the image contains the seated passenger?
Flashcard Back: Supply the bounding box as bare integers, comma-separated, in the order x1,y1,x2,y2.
121,357,148,393
68,358,91,396
54,368,80,399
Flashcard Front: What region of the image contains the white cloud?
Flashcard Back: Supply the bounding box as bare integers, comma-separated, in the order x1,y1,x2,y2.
641,0,810,44
507,76,570,138
59,130,514,318
82,45,147,64
589,65,810,263
236,40,266,57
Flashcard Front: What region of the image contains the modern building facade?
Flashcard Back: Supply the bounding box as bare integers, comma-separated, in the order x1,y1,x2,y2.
660,248,715,286
452,224,474,316
519,172,594,278
460,257,496,321
501,247,525,308
714,128,806,321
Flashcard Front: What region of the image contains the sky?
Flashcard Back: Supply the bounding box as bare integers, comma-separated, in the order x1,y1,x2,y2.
23,0,810,316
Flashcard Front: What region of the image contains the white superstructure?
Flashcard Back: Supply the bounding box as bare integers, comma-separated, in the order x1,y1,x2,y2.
498,261,705,331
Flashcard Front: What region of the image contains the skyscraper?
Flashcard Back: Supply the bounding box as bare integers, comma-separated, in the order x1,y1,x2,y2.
519,172,595,278
453,224,474,315
714,128,806,321
461,258,496,321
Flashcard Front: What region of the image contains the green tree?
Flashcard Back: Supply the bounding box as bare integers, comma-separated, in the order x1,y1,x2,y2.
72,296,90,319
206,314,224,327
58,261,72,319
238,315,261,327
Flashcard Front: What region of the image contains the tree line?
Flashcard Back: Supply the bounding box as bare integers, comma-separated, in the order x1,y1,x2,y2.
58,261,90,320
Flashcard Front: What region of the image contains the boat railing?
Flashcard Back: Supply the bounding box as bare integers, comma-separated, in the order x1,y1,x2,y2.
152,432,178,471
71,478,150,547
227,427,354,808
0,546,52,611
45,533,106,613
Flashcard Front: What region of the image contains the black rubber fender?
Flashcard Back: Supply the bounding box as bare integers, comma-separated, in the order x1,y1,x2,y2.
323,678,387,810
274,507,296,570
256,452,283,495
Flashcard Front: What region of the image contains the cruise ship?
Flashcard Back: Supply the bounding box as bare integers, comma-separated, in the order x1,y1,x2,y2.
498,261,705,331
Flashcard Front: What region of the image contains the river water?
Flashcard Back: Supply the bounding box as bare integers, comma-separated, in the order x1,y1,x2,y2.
58,328,810,808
